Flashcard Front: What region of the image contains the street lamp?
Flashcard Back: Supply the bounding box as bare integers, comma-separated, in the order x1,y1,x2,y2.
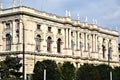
44,69,46,80
108,47,112,80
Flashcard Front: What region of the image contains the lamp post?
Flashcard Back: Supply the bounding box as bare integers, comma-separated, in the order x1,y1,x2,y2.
108,47,112,80
44,69,46,80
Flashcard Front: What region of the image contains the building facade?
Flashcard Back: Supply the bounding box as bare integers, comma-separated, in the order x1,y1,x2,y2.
0,6,119,79
118,43,120,64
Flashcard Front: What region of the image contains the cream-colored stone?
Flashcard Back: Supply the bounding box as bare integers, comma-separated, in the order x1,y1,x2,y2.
0,6,119,79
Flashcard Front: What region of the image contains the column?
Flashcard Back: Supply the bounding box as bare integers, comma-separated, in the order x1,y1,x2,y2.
2,22,6,51
3,38,6,51
12,20,16,51
64,29,66,48
19,19,23,51
84,33,86,51
0,22,2,51
77,32,80,50
76,31,78,50
95,34,98,52
85,33,88,51
81,32,84,51
93,34,95,52
69,29,71,48
91,34,94,52
74,31,77,50
66,28,68,48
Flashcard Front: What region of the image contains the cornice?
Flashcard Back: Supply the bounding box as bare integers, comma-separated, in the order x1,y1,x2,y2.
0,51,119,64
0,6,119,37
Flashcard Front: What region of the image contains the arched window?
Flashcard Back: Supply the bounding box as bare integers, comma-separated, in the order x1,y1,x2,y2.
108,40,112,59
35,35,41,52
57,38,61,53
47,36,52,52
102,45,106,58
108,47,112,59
6,34,12,51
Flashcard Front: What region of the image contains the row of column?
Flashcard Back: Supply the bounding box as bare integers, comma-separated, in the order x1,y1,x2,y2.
65,28,71,48
64,28,98,52
65,28,115,58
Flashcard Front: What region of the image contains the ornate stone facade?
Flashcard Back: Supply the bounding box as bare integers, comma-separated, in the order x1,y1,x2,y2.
118,43,120,63
0,6,119,79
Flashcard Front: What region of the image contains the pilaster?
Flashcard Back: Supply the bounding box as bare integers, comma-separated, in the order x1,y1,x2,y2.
2,22,6,51
92,34,95,52
19,19,23,51
68,29,71,48
81,32,84,51
74,31,77,50
0,22,3,51
95,34,98,52
66,28,68,48
77,32,80,50
12,20,16,51
3,38,6,51
85,33,88,51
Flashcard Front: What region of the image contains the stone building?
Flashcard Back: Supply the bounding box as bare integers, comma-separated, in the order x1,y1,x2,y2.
0,6,119,79
118,43,120,63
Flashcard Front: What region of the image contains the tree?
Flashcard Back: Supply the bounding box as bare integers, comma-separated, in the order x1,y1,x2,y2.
0,56,22,79
0,61,8,78
60,62,76,80
113,66,120,80
96,64,112,80
76,64,100,80
33,60,60,80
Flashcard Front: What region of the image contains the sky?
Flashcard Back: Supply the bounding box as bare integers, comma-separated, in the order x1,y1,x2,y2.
0,0,120,41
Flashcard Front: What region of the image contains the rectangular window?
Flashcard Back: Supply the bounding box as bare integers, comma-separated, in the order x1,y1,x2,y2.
6,40,11,51
6,23,10,29
48,27,51,32
16,20,19,29
37,24,41,30
58,29,61,34
36,41,40,52
15,20,20,33
71,32,73,36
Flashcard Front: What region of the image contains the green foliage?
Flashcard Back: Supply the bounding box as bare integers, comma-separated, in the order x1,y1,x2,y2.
33,60,120,80
0,77,22,80
76,64,100,80
0,78,22,80
0,56,22,79
33,60,60,80
60,62,76,80
96,64,112,80
113,66,120,80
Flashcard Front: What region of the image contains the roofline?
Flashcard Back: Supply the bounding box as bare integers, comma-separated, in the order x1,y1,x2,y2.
0,6,119,37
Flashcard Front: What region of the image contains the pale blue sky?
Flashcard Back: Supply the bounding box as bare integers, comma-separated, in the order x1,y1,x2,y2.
1,0,120,41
